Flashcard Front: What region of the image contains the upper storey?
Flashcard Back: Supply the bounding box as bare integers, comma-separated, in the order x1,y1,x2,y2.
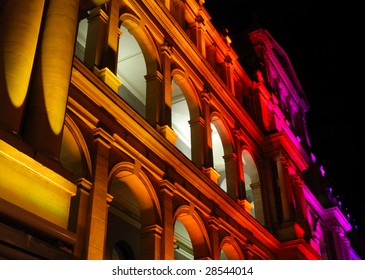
76,0,312,155
245,29,312,150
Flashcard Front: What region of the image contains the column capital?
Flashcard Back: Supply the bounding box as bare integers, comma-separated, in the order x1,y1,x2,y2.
145,70,163,82
159,180,177,197
141,224,163,237
207,216,221,230
201,90,211,102
161,39,173,57
92,127,114,146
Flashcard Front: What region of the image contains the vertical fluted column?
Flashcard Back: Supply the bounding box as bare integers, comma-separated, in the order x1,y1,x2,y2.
22,0,79,160
85,129,112,259
0,0,44,134
160,181,176,260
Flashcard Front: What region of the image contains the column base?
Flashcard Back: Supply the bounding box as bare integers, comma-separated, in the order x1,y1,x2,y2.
237,199,253,215
274,221,305,242
202,167,220,184
93,66,122,93
156,125,178,145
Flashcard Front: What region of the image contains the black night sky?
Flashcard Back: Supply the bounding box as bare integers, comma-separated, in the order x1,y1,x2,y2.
204,0,364,253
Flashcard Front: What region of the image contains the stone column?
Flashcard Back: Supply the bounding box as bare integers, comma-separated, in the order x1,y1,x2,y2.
245,84,270,131
207,217,221,260
291,175,311,236
223,153,238,200
160,181,176,260
233,129,246,200
260,157,280,228
200,91,220,182
155,40,177,144
201,91,213,168
145,71,164,127
189,116,205,168
69,178,92,259
276,153,295,223
83,6,108,69
160,41,173,127
140,224,163,260
95,0,122,93
251,182,265,224
188,15,206,55
100,0,119,73
22,0,79,161
223,55,235,94
329,222,352,260
0,0,44,135
84,129,112,259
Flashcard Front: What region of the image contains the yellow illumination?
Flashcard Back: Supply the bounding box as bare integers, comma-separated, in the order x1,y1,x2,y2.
0,140,76,228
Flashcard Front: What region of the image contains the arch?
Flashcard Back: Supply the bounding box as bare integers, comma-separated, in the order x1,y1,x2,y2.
117,13,160,117
106,162,162,259
119,13,160,73
220,236,244,260
171,68,201,119
61,114,92,181
210,112,234,193
241,148,264,224
173,205,211,259
210,111,233,155
171,69,202,160
108,162,162,226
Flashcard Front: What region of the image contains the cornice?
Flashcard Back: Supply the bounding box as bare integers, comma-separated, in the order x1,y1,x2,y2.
249,29,309,112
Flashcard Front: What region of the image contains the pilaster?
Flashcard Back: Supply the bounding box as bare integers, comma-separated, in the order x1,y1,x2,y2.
85,128,113,259
159,180,176,260
140,224,163,260
207,217,221,260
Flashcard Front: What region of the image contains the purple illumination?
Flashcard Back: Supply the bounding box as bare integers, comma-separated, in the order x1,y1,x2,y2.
310,153,316,163
320,165,325,177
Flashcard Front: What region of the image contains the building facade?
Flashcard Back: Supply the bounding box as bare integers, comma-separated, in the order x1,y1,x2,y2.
0,0,360,260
